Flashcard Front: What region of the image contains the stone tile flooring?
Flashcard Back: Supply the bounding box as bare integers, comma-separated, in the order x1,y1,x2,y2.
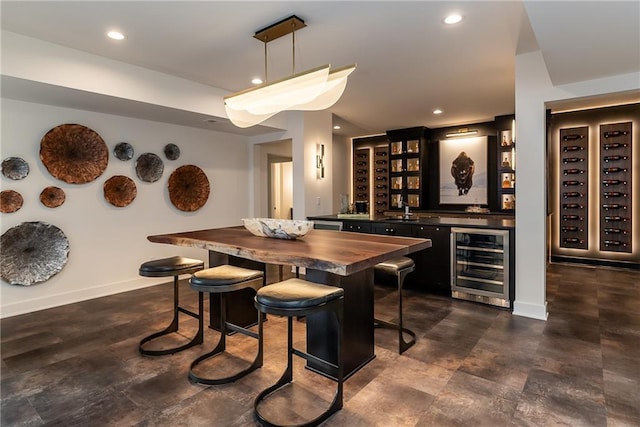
1,263,638,426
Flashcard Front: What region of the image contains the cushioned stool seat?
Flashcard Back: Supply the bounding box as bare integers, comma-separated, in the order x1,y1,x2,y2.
188,265,264,386
138,256,205,356
374,256,416,354
254,278,344,427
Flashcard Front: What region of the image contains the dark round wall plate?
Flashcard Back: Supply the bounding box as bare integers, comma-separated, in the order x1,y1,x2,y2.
0,190,24,213
40,186,66,208
164,143,181,161
40,123,108,184
168,165,210,212
104,175,137,207
1,157,30,180
1,221,70,286
114,142,134,161
135,153,164,183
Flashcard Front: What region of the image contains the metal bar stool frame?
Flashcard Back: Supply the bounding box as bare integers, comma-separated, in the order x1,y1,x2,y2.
138,257,205,356
374,260,416,354
254,286,344,427
188,269,264,386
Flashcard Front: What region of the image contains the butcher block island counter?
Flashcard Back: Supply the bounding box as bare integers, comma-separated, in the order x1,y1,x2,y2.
148,226,431,379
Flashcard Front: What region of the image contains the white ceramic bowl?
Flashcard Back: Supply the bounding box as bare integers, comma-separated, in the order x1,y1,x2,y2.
242,218,314,240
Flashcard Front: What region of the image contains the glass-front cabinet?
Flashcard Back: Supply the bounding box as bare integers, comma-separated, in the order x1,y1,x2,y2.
386,127,428,210
451,228,511,308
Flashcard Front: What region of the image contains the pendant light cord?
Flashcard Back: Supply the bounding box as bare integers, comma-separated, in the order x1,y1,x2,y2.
292,20,296,74
264,36,268,83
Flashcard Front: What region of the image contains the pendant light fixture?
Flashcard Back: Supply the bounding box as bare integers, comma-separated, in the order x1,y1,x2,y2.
224,15,356,128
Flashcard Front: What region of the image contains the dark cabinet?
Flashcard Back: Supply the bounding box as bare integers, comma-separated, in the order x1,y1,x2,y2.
496,115,516,212
371,222,413,236
342,221,371,233
410,224,451,292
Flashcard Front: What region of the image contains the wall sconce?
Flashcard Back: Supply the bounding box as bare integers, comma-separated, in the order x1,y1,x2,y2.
316,143,325,179
445,128,478,138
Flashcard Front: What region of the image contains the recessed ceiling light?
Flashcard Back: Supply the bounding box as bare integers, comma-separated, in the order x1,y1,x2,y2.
333,125,341,130
433,109,443,115
107,31,125,40
444,14,462,25
251,78,263,85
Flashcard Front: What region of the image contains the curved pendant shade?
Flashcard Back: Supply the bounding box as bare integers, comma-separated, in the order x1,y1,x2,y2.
224,64,356,128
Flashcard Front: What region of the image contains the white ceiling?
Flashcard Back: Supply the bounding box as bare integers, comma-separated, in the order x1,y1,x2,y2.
1,1,638,138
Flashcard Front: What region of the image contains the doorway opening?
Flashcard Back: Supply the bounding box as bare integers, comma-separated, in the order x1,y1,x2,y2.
268,154,293,219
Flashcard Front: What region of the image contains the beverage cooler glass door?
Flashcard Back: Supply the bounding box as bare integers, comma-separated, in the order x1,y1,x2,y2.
450,228,510,307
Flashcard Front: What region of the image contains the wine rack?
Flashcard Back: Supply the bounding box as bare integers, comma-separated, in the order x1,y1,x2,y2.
372,145,389,215
559,126,588,249
353,148,370,209
600,122,632,253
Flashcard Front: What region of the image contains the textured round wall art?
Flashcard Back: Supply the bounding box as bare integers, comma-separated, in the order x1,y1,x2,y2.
164,143,181,161
104,175,137,207
40,124,108,184
1,222,70,286
114,142,134,161
40,186,66,208
1,157,30,180
168,165,210,212
135,153,164,183
0,190,24,213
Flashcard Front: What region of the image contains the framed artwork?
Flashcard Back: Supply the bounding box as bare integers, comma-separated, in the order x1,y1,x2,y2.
439,136,488,205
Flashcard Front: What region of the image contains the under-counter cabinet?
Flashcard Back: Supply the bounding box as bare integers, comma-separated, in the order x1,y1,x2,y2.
412,225,451,292
342,221,372,233
451,228,512,308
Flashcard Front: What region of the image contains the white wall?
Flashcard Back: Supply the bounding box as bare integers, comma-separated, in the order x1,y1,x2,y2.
332,134,351,213
0,98,251,317
514,50,640,320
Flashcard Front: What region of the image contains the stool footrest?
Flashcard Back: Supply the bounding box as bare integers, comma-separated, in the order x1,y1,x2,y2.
374,318,416,354
139,290,204,356
292,347,339,375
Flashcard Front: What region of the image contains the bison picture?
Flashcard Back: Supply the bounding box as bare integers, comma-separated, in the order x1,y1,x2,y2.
451,151,475,196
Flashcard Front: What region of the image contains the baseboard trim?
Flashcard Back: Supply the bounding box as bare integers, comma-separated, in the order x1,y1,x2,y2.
513,300,548,321
0,278,167,319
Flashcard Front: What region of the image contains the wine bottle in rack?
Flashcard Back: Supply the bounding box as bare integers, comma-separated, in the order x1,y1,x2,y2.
562,215,583,221
375,151,388,157
563,145,584,152
604,240,627,247
563,157,584,163
375,159,387,164
603,228,626,234
604,216,628,222
603,155,628,162
375,184,387,189
562,203,583,209
603,142,629,150
563,169,584,175
602,204,626,210
604,130,629,138
603,192,628,198
375,168,387,173
562,180,583,186
563,238,585,244
375,176,387,181
562,134,584,141
603,167,628,174
561,226,582,232
356,161,367,166
602,179,628,186
562,192,583,198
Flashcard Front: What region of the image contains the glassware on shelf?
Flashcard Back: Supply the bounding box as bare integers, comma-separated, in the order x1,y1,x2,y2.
408,194,419,207
407,176,420,190
391,142,402,155
391,176,403,190
407,158,419,171
407,140,420,153
391,159,403,172
391,194,402,208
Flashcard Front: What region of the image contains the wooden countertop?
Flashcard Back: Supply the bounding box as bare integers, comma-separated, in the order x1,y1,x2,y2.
148,226,431,276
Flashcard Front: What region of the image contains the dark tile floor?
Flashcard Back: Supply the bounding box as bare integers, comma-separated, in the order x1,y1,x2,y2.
1,263,638,426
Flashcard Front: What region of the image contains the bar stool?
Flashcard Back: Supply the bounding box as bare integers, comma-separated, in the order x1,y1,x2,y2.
254,278,344,427
374,257,416,354
188,265,264,385
138,256,205,356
